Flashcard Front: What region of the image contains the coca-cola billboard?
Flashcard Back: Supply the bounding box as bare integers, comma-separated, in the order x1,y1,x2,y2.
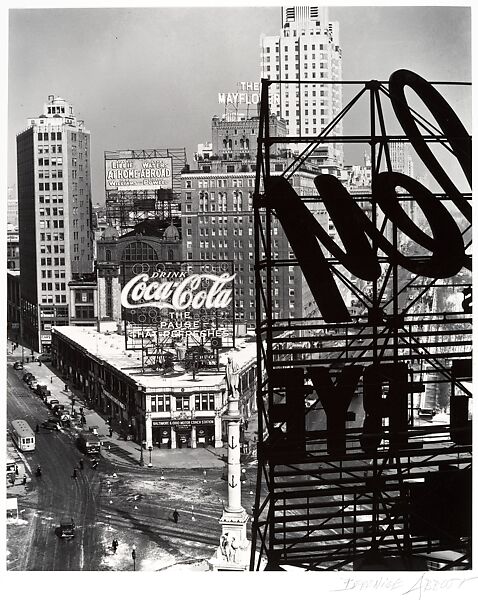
121,260,236,349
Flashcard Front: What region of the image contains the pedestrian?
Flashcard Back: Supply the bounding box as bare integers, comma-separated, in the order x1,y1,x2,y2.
22,474,27,485
173,509,179,524
50,376,53,384
73,468,78,479
109,427,113,437
81,415,86,425
112,538,118,554
79,458,84,470
15,465,19,475
79,407,84,415
35,423,40,434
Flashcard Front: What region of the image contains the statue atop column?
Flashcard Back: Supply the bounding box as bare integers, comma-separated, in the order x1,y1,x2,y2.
225,353,240,398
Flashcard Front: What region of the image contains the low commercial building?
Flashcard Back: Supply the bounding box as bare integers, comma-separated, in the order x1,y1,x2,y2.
51,326,256,450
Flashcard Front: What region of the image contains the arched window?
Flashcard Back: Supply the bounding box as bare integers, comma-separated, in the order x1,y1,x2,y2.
121,241,158,262
168,249,174,261
105,249,112,261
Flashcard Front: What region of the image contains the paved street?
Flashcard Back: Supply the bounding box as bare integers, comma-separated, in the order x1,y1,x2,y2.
6,346,257,571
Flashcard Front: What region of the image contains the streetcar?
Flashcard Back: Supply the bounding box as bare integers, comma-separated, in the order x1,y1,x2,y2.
10,419,36,452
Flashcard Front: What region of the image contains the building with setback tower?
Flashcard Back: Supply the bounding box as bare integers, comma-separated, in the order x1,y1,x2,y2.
16,95,94,353
260,5,343,170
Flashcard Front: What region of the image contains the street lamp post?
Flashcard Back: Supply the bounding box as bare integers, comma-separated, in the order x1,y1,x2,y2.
148,446,153,468
131,544,136,571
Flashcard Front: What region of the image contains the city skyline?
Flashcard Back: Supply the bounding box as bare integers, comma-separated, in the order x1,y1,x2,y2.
8,4,471,204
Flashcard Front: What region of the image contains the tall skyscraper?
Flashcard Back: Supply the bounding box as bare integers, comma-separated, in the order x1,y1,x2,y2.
260,5,343,169
16,95,94,352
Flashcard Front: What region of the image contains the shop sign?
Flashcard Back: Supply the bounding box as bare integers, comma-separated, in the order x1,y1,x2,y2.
192,418,214,425
152,420,170,427
103,388,126,410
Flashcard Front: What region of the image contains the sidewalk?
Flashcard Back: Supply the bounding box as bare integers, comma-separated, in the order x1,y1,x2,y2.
11,353,229,471
8,339,259,471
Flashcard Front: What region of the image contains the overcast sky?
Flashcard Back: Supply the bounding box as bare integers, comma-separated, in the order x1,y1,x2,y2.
7,3,471,204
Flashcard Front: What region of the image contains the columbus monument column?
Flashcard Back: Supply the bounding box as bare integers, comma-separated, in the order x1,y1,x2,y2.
209,354,251,570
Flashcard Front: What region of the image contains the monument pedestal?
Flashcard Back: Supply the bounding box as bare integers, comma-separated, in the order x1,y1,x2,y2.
209,508,251,571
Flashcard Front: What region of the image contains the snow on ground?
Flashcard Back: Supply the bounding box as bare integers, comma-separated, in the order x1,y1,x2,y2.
99,530,211,572
6,517,29,525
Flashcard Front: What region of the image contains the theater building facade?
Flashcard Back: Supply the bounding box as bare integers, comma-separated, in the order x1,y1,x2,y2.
51,325,256,449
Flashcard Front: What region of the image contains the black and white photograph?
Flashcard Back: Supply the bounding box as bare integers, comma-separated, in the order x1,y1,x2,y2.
3,0,474,591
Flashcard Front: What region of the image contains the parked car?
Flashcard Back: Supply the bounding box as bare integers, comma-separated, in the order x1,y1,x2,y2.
28,378,38,389
46,398,60,409
23,372,34,382
13,361,23,370
38,353,52,363
41,419,61,431
36,384,51,397
52,404,66,414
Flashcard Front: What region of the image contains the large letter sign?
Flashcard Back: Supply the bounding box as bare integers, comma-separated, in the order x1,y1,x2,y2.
266,69,470,323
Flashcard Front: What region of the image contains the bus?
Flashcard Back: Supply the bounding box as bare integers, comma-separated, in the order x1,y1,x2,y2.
10,420,36,452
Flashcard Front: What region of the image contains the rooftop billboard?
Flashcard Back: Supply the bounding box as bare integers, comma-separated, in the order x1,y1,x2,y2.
105,157,173,191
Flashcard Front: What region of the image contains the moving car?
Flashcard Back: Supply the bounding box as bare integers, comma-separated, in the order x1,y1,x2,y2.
77,432,101,454
13,361,23,370
41,418,61,431
56,520,75,539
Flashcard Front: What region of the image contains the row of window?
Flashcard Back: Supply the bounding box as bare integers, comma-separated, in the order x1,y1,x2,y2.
38,170,63,178
39,208,63,216
41,294,67,303
150,393,216,412
39,195,63,204
40,257,66,266
38,157,63,166
39,220,64,228
38,132,62,141
40,245,65,254
40,270,66,279
38,182,63,191
41,282,66,291
40,232,64,241
193,178,255,189
37,144,62,154
264,43,327,53
74,306,95,319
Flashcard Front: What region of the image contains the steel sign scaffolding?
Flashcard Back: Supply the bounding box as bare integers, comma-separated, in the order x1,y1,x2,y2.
250,72,471,571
